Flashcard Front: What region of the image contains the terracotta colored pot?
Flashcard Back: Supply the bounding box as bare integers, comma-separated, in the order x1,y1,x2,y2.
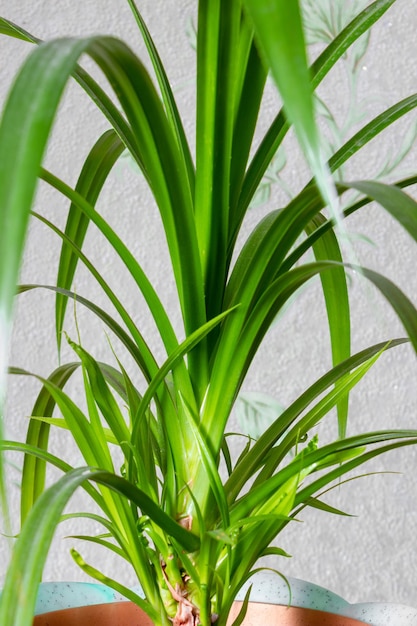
32,601,152,626
227,602,368,625
33,600,368,626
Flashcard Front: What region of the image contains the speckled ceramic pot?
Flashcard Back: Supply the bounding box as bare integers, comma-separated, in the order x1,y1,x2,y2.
32,574,417,625
231,573,417,625
33,602,151,626
33,602,368,626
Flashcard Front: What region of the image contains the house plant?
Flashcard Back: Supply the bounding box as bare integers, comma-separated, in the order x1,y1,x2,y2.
1,0,417,624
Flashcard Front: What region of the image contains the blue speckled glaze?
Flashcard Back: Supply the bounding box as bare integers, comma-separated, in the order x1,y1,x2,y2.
33,575,417,624
235,573,350,614
234,572,417,625
34,582,143,615
347,601,417,625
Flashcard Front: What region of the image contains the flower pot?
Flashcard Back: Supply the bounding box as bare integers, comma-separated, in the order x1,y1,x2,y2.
33,601,367,626
227,603,368,625
33,601,152,626
232,573,417,625
32,576,417,625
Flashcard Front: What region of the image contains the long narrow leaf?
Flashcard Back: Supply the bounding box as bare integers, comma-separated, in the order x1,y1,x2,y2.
234,430,417,525
253,343,385,487
19,283,154,375
56,129,125,352
329,94,417,175
205,261,343,453
350,265,417,353
294,436,417,509
242,0,335,213
130,306,237,487
239,0,395,214
86,38,206,348
70,549,159,620
68,339,131,448
40,168,179,362
19,362,79,522
0,17,40,43
195,1,243,325
90,470,200,552
0,17,143,175
1,440,105,512
306,213,350,437
225,339,408,500
0,37,93,336
126,0,195,191
228,35,268,242
0,35,94,531
346,180,417,243
0,468,103,626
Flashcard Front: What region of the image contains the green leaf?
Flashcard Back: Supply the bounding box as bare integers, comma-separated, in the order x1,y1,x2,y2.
294,434,417,510
344,263,417,354
346,180,417,243
261,547,291,558
302,497,354,517
252,344,384,487
228,585,252,626
33,209,160,377
37,167,175,369
67,535,127,560
295,470,397,518
25,414,119,446
19,362,80,522
195,0,245,324
0,458,199,625
55,129,125,352
0,37,93,338
239,0,394,214
90,470,200,552
68,339,131,449
306,213,350,437
131,306,237,452
0,19,145,189
126,0,195,191
0,468,102,626
329,94,417,175
40,376,115,473
19,282,154,375
0,17,39,43
179,396,230,530
229,35,268,241
70,548,158,621
0,36,94,523
1,439,104,509
242,0,336,213
226,339,408,500
310,1,395,86
205,260,336,454
85,37,206,351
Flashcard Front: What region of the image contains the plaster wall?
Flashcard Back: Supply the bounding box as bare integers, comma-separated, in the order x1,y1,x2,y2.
1,0,417,609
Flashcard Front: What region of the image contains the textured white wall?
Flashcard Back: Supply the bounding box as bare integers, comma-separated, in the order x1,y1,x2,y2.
1,0,417,608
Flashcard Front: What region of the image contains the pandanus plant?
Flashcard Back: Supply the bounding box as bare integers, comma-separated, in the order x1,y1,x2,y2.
1,1,417,625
